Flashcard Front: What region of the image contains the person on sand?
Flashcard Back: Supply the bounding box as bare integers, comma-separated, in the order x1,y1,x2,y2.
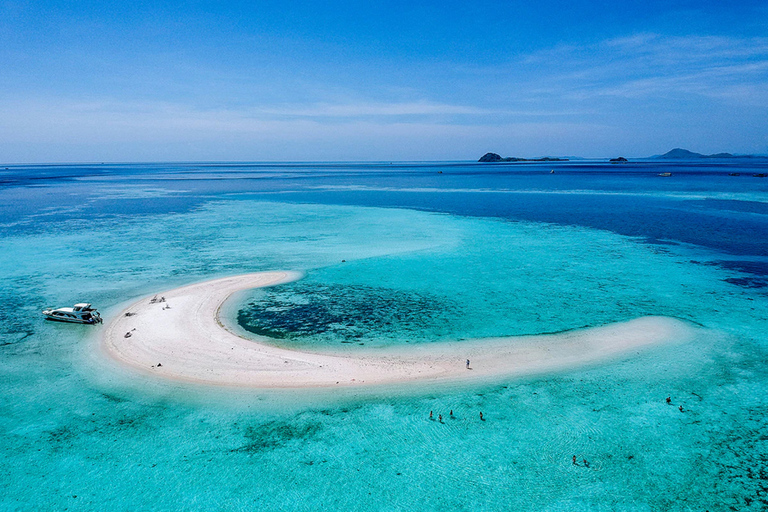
666,396,671,404
466,359,470,369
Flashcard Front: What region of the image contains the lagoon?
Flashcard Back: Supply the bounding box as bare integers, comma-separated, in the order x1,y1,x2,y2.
1,160,767,510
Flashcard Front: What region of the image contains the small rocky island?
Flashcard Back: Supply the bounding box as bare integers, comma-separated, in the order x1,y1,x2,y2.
478,152,568,163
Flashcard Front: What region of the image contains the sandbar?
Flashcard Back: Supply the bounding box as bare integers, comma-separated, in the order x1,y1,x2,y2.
101,271,698,388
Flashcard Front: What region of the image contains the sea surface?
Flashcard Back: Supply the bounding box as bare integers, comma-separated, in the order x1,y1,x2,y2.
1,160,767,510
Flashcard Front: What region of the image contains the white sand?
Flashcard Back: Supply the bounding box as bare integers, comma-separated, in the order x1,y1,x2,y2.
101,271,698,388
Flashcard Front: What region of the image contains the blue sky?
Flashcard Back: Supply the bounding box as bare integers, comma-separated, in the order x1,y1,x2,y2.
1,1,767,162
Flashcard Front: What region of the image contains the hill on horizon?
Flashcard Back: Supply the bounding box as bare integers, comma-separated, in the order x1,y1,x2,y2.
653,148,739,159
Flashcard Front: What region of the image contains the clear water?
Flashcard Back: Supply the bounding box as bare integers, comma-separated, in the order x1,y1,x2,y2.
1,160,767,510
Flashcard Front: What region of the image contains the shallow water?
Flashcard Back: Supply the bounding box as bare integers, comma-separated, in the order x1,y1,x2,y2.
1,160,767,510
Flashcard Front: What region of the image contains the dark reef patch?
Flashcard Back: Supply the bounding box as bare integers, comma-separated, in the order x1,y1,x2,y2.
237,282,460,346
711,407,768,509
690,259,768,290
101,393,128,404
234,420,324,453
725,277,768,289
0,277,43,350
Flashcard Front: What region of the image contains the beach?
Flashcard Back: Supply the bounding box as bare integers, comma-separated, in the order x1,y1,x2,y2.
101,271,699,388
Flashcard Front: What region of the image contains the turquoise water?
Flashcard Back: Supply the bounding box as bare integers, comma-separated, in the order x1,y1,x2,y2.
1,162,767,510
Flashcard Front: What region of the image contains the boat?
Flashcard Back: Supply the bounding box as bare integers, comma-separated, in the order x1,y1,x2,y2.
728,173,741,176
658,172,672,177
42,303,103,324
753,173,767,178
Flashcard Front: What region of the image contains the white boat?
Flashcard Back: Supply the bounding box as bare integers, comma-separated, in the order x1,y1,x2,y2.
42,303,102,324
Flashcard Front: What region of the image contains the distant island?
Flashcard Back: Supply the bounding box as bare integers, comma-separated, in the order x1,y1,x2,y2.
477,149,763,163
653,148,755,159
478,152,568,163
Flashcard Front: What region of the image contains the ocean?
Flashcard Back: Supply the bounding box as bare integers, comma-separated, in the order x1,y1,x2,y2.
1,160,767,510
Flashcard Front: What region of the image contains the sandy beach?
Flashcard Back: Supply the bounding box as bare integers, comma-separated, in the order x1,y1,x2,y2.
101,271,698,388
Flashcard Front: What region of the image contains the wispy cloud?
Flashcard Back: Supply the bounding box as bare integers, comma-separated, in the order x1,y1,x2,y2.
0,96,614,161
518,34,768,105
0,98,595,137
247,102,588,119
604,33,768,62
254,102,487,117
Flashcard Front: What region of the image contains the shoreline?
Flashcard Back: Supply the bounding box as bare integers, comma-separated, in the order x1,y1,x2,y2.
100,271,699,389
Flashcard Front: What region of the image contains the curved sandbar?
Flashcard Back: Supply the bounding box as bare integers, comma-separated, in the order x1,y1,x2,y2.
101,271,698,388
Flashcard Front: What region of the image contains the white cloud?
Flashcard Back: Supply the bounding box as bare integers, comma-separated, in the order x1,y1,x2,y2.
254,102,488,117
0,97,615,161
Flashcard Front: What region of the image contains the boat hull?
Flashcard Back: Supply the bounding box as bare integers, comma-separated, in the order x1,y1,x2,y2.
43,314,99,324
42,308,102,324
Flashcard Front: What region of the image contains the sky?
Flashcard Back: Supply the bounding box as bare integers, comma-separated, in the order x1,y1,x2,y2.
1,0,767,162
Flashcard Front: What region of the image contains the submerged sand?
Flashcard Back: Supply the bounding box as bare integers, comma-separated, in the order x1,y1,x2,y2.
101,271,698,388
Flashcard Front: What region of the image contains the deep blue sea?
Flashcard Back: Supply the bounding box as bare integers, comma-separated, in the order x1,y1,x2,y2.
1,160,767,510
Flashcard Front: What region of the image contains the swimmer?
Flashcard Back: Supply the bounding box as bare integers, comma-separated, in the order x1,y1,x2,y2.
666,396,671,404
679,405,684,412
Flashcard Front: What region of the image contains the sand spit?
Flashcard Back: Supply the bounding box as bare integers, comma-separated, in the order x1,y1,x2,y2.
101,271,698,388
